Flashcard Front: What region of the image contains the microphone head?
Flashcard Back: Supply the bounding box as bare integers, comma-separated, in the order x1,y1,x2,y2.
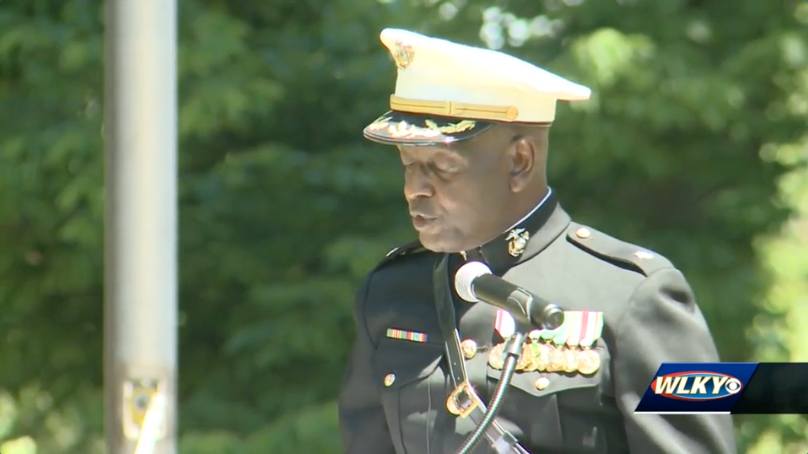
454,261,493,303
542,306,565,330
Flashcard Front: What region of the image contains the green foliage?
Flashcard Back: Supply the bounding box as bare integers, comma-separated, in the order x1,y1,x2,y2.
0,0,806,452
745,139,808,454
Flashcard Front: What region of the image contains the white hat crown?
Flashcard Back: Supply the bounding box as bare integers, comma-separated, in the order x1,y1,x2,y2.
379,28,591,123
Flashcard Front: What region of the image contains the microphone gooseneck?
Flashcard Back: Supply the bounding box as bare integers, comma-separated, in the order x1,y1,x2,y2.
451,261,567,454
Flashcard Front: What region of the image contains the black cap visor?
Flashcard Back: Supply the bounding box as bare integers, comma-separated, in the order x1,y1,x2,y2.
363,111,495,146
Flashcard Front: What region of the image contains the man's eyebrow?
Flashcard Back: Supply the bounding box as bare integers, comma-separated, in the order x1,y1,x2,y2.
444,141,473,156
398,144,463,156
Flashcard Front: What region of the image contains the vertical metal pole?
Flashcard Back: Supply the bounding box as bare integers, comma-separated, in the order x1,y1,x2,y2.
104,0,178,452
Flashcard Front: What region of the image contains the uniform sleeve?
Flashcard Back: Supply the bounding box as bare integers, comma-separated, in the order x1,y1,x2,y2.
338,275,396,454
613,267,738,454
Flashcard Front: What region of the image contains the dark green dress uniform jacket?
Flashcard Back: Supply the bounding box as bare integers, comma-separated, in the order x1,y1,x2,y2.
338,197,737,454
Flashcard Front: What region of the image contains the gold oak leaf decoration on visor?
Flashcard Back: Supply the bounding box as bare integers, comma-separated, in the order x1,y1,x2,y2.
365,116,477,139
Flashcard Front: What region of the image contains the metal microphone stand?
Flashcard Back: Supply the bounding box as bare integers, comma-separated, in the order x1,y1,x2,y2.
456,330,527,454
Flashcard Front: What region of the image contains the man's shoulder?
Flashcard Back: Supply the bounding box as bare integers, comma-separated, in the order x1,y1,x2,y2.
534,222,689,328
560,221,676,278
368,240,433,276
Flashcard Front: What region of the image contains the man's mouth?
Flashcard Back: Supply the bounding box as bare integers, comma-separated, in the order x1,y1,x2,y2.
410,214,437,231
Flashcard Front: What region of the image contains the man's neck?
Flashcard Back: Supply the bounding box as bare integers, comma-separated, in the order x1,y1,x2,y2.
502,186,552,234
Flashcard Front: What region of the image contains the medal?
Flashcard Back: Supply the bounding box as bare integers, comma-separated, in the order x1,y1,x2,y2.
551,318,570,346
547,346,566,372
522,344,539,372
577,349,601,375
534,343,551,371
563,349,578,373
516,347,532,371
488,343,505,370
564,311,583,348
540,327,557,342
494,309,515,338
579,312,604,348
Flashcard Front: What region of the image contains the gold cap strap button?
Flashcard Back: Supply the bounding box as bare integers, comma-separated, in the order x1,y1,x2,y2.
383,373,396,387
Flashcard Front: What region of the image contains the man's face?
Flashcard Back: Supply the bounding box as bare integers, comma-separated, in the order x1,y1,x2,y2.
398,131,514,252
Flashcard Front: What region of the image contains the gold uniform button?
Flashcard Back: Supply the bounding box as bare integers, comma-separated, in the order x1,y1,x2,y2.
575,227,591,239
460,339,478,359
534,376,550,390
383,373,396,387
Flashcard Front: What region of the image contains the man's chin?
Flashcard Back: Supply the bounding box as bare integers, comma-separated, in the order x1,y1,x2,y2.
417,231,463,254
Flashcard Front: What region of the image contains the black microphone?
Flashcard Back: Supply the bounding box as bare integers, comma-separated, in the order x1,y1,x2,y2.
454,261,564,330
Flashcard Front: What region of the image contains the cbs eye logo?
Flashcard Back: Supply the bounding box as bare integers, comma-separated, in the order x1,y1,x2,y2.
651,372,743,401
724,377,742,394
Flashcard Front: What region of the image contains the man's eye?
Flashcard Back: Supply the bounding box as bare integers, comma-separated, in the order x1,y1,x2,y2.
431,160,457,173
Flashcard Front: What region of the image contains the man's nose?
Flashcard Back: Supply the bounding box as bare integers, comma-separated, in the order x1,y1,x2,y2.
403,166,434,201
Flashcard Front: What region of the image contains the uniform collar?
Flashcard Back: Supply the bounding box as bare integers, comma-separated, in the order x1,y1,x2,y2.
504,188,553,232
460,189,570,275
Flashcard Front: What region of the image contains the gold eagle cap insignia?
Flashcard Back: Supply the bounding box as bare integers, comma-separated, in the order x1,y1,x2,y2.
390,41,414,69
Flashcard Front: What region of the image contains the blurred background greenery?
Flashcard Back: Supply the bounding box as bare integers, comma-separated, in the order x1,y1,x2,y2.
0,0,807,453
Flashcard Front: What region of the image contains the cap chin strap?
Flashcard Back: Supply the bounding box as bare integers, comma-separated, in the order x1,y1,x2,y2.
390,95,520,122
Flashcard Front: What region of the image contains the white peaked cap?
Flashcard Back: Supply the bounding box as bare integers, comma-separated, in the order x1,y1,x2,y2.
378,28,591,124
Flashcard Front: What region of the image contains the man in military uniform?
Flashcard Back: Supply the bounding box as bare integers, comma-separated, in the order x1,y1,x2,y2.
338,28,737,454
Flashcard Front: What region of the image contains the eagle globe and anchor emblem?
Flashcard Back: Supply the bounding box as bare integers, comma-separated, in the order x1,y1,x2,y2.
506,228,530,257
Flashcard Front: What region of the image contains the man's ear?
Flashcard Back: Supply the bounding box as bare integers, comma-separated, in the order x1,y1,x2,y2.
508,136,535,193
